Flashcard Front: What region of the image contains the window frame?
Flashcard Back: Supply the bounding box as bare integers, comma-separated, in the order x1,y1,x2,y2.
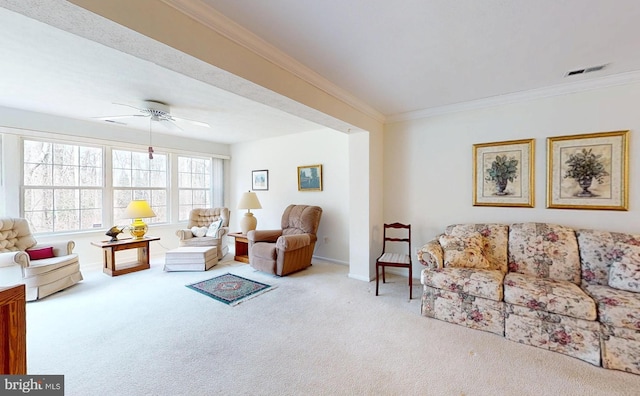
21,138,105,233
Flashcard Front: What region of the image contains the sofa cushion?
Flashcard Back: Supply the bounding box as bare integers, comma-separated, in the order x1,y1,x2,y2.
23,254,79,276
439,233,491,270
608,256,640,293
26,246,54,260
576,228,640,286
446,223,508,273
504,272,596,320
421,267,505,301
583,284,640,331
190,226,208,237
205,219,223,237
508,223,581,284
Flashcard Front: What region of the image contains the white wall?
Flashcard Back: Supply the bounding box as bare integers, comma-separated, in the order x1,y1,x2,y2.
384,82,640,276
230,129,350,264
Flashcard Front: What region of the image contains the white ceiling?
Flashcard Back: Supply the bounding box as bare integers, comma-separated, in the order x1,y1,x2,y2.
1,0,640,143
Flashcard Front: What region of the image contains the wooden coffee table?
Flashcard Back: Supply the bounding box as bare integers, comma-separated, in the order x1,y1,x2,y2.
228,232,249,263
91,236,160,276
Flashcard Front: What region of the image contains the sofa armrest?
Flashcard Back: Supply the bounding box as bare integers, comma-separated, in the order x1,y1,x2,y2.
276,234,311,251
417,239,443,269
176,229,194,241
31,241,75,256
247,230,282,243
0,251,29,268
215,226,229,239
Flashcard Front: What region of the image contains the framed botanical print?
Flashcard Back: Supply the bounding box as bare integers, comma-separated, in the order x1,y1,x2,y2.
547,130,629,210
473,139,535,207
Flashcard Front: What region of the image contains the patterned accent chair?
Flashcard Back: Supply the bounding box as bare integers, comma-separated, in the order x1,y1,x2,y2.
504,223,600,366
0,218,83,301
176,208,230,260
247,205,322,276
418,223,509,335
577,229,640,375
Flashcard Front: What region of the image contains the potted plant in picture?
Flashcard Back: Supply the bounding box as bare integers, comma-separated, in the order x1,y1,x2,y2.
485,155,518,196
563,148,609,197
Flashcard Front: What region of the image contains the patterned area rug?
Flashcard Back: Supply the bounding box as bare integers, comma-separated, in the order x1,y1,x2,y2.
187,273,275,306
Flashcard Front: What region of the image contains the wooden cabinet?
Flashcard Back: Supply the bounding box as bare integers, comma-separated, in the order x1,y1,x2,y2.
0,284,26,374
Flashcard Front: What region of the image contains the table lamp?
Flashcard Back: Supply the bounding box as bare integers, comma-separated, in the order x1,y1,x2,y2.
124,199,156,239
237,191,262,235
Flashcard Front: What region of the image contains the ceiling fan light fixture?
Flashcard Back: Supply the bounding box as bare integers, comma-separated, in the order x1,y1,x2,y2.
93,100,211,129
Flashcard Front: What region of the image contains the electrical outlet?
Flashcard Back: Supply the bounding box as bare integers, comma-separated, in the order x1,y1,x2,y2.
323,237,329,244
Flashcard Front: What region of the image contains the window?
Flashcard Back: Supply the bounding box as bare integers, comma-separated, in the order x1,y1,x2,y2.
23,139,103,233
112,149,168,225
178,155,211,221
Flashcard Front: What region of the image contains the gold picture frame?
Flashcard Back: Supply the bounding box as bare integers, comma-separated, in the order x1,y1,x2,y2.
547,130,629,210
473,139,535,207
297,164,322,191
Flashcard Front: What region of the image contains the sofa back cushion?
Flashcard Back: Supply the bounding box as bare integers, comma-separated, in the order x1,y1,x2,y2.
508,223,580,284
608,256,640,293
0,218,37,252
445,223,508,273
439,233,492,269
576,228,640,286
187,208,230,229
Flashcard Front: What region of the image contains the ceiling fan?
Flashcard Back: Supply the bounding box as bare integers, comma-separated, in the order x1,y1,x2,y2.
94,100,210,129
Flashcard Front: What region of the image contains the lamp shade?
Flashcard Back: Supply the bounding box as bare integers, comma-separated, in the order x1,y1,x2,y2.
124,200,156,218
237,191,262,210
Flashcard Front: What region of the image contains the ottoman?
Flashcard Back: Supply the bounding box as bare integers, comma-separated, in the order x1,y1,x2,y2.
164,246,218,271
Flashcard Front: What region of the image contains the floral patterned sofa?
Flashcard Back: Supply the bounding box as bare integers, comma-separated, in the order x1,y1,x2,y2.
418,222,640,375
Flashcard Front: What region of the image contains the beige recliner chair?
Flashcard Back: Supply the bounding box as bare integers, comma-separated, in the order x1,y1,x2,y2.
0,218,83,301
176,208,230,259
247,204,323,276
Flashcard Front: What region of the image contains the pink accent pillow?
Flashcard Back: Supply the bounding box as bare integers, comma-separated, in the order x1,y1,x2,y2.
26,246,54,260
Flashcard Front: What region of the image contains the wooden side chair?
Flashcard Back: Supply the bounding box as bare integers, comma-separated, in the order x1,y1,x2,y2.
375,223,413,299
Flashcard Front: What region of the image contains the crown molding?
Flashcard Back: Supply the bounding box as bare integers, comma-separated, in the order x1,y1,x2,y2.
386,70,640,123
161,0,385,124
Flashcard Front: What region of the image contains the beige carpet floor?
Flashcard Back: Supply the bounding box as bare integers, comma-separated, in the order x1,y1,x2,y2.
25,256,640,395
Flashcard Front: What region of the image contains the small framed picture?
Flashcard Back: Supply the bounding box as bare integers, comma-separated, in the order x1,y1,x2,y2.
297,164,322,191
252,170,269,191
473,138,535,207
547,130,629,210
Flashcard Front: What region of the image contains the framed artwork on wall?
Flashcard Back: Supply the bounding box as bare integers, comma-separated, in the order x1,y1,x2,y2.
473,138,535,207
252,170,269,191
297,164,322,191
547,130,629,210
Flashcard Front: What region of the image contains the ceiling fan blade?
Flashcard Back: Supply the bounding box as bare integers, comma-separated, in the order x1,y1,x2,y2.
102,119,128,125
113,102,145,111
158,119,183,131
93,114,147,121
172,116,210,128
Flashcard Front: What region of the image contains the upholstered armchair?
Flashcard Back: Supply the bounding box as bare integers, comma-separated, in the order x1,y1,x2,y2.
0,218,83,301
176,208,230,259
247,204,322,276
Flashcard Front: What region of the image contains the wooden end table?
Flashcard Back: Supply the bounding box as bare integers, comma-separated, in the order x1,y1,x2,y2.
228,232,249,263
91,236,160,276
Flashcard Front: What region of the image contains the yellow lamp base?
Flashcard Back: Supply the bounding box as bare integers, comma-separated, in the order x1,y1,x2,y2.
130,218,148,239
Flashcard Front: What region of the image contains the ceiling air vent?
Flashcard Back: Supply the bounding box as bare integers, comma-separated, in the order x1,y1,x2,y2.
564,64,608,77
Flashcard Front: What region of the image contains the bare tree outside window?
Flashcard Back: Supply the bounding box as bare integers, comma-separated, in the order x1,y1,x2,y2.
23,139,103,233
112,149,168,225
